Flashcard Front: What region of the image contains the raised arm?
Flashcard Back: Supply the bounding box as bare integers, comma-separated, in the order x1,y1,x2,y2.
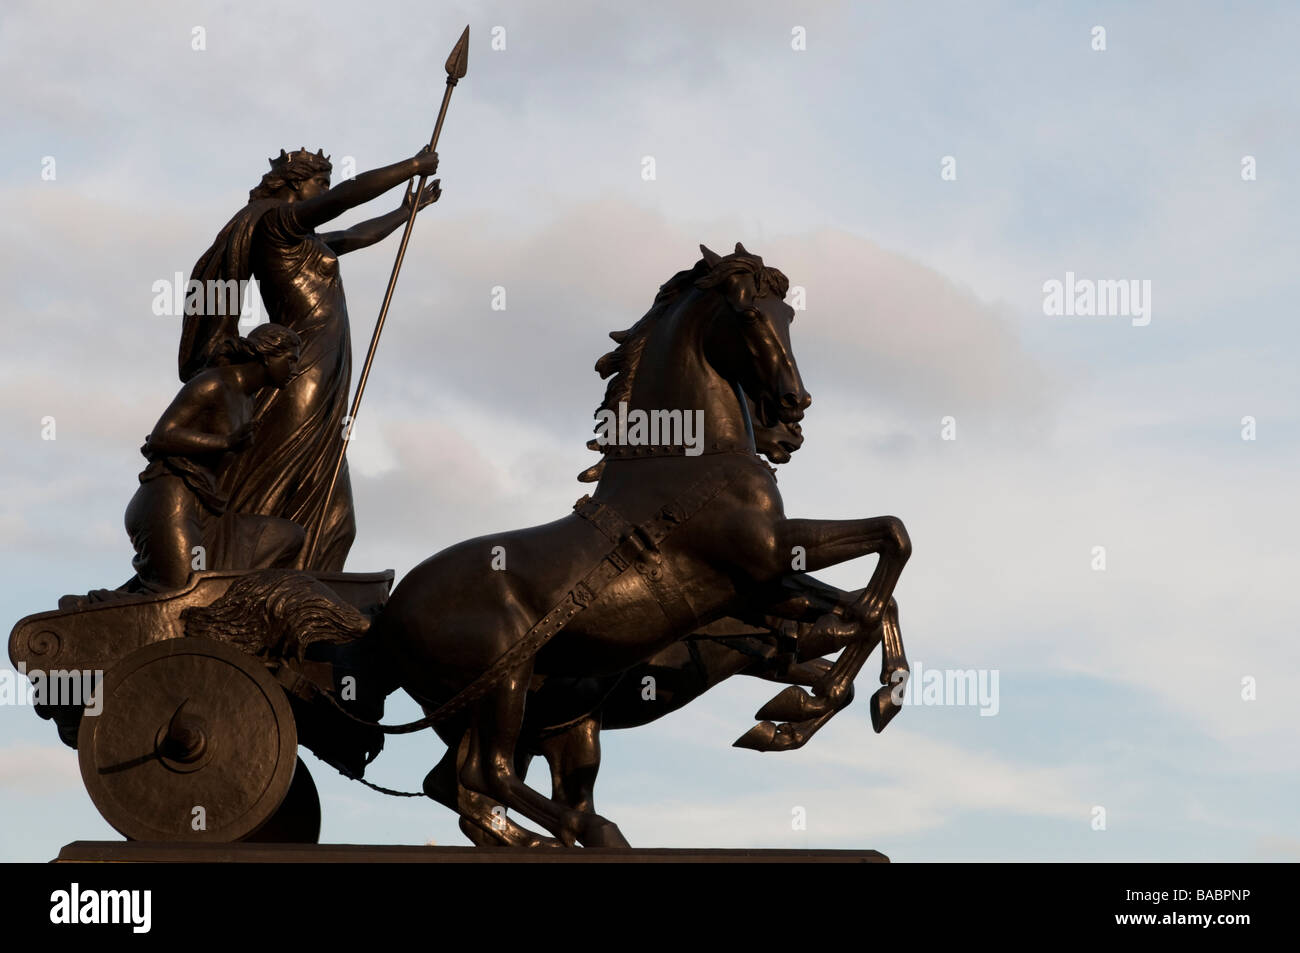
287,148,440,233
320,180,442,255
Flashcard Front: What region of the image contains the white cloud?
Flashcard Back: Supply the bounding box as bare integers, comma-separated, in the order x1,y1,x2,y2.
2,0,1296,861
0,744,81,794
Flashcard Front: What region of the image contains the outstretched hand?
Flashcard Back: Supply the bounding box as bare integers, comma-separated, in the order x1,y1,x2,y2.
401,179,442,214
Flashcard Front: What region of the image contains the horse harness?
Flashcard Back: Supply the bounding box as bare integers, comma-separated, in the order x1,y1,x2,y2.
311,462,740,736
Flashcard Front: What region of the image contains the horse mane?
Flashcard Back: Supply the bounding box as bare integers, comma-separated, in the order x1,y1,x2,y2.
579,246,789,479
592,262,704,421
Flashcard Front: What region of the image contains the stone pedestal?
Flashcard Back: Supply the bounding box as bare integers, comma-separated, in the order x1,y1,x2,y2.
56,841,888,863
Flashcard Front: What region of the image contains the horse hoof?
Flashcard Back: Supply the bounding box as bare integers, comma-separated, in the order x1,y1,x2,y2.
733,721,805,752
870,686,903,733
733,721,778,750
461,814,564,848
756,686,823,721
527,834,567,848
768,722,807,751
459,816,502,847
580,816,630,848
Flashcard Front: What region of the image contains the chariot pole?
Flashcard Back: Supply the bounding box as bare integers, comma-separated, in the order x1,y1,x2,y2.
307,26,470,566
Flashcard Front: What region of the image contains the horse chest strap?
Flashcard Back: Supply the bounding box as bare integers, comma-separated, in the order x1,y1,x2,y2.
575,496,630,545
572,469,734,629
417,472,736,727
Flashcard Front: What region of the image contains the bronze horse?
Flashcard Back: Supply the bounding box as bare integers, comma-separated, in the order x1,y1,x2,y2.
444,406,866,846
504,404,872,847
378,244,911,847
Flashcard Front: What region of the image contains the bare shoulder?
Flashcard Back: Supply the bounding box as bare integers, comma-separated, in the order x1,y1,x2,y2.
725,454,782,505
179,367,231,402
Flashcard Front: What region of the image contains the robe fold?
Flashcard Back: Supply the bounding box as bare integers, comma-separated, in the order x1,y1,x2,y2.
180,200,356,572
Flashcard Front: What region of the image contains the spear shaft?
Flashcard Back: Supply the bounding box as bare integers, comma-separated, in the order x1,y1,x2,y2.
307,26,469,567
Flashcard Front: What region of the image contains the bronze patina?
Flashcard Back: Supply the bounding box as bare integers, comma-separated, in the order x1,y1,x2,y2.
376,244,910,847
181,148,441,572
8,27,912,849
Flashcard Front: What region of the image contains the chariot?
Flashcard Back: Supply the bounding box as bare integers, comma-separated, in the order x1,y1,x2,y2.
8,568,394,843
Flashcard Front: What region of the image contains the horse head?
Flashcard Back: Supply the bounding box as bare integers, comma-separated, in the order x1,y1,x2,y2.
697,243,811,433
579,243,808,481
752,398,804,464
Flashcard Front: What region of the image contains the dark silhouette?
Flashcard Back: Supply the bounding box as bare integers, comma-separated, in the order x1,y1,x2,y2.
378,244,911,847
180,146,441,571
122,324,302,593
8,27,912,849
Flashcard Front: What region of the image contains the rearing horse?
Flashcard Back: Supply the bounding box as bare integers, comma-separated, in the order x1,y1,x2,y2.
378,243,910,847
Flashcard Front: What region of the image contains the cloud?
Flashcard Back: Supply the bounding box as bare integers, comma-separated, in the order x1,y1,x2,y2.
0,744,81,794
2,0,1297,862
608,715,1090,848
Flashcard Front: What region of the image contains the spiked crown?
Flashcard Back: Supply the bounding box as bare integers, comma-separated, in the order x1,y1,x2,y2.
268,147,331,172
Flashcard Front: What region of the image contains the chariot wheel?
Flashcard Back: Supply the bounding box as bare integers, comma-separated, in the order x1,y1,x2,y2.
245,756,321,843
78,637,298,842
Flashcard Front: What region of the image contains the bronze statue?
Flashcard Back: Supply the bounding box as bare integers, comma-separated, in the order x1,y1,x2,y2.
11,242,912,849
10,27,914,850
180,146,441,572
127,324,303,591
474,395,834,844
377,244,911,847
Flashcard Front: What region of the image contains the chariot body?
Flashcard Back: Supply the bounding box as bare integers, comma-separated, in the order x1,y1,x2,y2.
8,568,395,842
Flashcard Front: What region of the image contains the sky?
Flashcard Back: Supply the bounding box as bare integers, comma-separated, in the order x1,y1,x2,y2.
1,0,1297,861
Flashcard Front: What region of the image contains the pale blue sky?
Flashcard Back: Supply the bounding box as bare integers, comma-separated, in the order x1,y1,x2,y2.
2,0,1297,860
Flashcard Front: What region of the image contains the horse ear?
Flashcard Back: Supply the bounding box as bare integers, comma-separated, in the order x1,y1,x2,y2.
699,244,722,268
734,242,749,256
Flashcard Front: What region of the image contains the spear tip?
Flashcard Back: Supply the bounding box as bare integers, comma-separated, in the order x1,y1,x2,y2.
446,25,469,79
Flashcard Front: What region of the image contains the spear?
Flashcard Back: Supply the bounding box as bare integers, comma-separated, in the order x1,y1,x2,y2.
307,26,469,567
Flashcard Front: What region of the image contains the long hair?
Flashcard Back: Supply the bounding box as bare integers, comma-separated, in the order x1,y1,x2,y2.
180,150,330,381
209,323,301,368
248,149,332,202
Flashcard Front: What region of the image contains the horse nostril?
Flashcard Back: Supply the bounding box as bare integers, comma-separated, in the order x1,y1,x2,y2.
782,392,812,411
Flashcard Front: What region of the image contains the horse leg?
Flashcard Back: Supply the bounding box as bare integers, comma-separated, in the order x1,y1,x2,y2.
739,575,865,723
777,516,910,632
534,715,603,815
735,623,879,751
791,596,909,732
423,729,561,848
721,630,862,750
459,662,628,848
733,565,910,746
423,733,500,846
774,518,911,722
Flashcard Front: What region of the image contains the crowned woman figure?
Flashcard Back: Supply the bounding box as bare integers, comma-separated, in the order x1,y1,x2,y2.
180,145,441,571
